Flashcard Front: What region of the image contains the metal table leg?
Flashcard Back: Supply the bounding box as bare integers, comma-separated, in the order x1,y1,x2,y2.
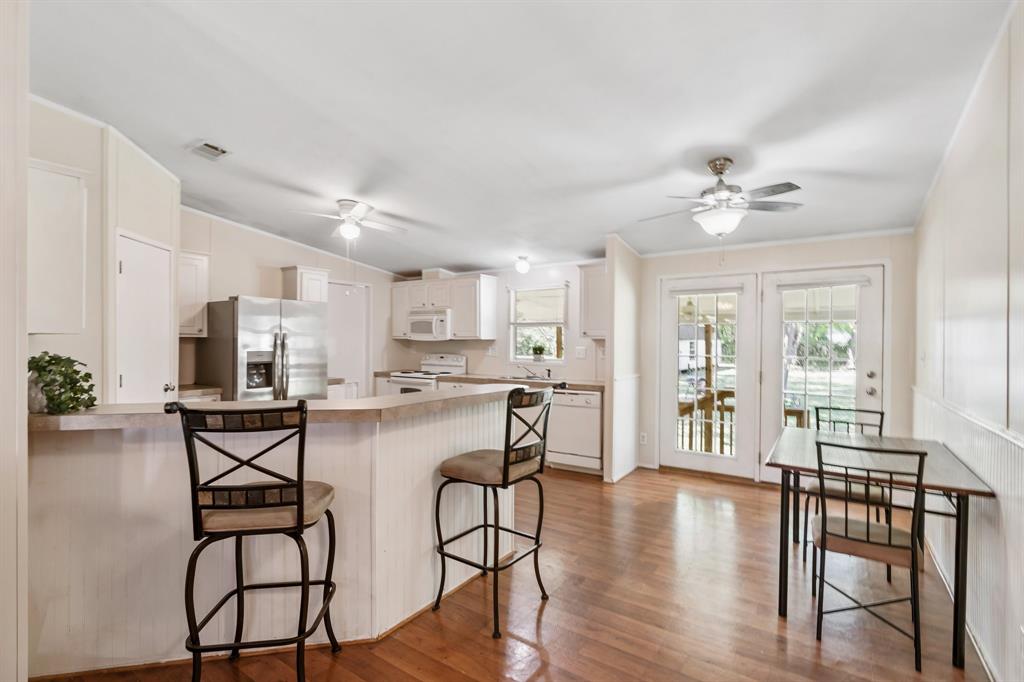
952,494,969,668
778,470,791,617
792,472,801,544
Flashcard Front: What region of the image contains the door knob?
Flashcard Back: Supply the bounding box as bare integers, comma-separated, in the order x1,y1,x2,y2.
163,383,176,393
865,387,877,397
866,370,877,379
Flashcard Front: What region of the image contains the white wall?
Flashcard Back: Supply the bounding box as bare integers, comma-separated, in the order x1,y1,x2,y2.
177,207,417,384
27,99,106,398
639,231,917,469
0,2,29,679
605,235,641,482
914,6,1023,679
396,261,607,379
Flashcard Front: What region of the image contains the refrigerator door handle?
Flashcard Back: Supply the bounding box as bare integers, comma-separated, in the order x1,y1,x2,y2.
272,331,281,400
282,332,290,400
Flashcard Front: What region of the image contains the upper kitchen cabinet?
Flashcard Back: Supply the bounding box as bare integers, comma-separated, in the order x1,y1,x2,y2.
391,284,411,338
178,251,209,337
392,275,496,340
104,128,178,247
579,262,608,338
282,265,329,303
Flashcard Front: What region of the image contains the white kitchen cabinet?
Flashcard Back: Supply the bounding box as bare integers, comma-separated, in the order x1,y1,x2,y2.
426,281,450,308
375,377,399,396
407,282,428,309
579,263,609,338
282,265,329,303
391,285,410,338
392,274,496,340
178,251,209,337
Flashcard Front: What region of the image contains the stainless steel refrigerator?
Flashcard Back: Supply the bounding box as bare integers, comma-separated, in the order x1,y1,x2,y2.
196,296,328,401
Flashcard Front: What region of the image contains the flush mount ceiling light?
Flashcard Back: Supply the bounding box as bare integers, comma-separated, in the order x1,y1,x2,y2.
692,207,748,237
334,218,361,240
637,157,803,239
514,256,530,274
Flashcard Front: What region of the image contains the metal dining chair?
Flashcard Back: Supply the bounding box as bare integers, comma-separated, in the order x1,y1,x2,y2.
800,407,892,579
811,440,927,671
165,400,341,681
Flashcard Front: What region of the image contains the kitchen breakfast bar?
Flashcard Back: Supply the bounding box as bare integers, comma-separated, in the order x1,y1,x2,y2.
27,385,522,677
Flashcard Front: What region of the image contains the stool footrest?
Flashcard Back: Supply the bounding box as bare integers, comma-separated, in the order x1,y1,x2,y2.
437,523,541,573
187,580,336,654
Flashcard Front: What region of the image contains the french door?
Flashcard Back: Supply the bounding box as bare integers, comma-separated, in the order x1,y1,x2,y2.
660,274,759,477
759,266,885,482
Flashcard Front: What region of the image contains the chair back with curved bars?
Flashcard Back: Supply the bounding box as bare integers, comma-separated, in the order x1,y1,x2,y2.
814,440,926,553
814,406,885,436
501,387,554,487
165,400,309,540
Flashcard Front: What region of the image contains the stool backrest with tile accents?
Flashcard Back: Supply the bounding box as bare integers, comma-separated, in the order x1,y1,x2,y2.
166,400,308,540
500,387,554,487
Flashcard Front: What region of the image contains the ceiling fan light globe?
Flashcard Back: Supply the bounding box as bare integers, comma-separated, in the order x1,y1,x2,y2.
335,219,361,240
693,207,746,237
514,256,531,274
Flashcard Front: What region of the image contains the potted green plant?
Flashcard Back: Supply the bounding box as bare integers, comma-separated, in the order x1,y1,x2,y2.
27,352,97,414
531,343,546,361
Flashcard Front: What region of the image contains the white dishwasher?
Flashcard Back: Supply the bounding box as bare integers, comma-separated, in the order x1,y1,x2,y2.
546,390,602,473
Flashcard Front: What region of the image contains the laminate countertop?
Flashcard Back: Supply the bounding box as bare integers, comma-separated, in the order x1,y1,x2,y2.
28,383,527,433
437,374,605,392
177,384,223,398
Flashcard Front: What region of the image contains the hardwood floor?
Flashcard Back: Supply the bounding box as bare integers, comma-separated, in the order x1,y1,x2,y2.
51,468,986,681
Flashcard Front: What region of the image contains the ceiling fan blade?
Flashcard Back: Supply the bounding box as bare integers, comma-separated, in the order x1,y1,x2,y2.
638,208,696,222
294,211,341,220
362,220,408,235
691,206,712,213
665,195,706,202
745,200,803,212
745,182,800,200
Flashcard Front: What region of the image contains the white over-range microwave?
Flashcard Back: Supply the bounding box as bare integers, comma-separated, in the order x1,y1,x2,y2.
408,309,453,341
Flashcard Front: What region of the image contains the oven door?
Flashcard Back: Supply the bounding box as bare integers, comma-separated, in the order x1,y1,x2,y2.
390,377,438,393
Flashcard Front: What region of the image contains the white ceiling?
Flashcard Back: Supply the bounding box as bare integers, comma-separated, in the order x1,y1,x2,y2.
30,0,1009,274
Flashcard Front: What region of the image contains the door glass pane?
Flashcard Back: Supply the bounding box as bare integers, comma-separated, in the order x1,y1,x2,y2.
781,283,861,428
676,291,739,457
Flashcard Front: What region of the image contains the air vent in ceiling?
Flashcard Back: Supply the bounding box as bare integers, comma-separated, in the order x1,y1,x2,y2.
192,141,229,160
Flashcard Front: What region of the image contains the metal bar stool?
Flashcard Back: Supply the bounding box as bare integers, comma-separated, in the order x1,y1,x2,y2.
432,387,553,639
165,400,341,682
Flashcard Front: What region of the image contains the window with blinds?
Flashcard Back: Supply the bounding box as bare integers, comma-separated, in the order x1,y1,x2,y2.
510,286,567,361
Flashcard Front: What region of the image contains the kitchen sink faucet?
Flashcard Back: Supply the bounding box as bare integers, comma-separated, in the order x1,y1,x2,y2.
518,365,551,380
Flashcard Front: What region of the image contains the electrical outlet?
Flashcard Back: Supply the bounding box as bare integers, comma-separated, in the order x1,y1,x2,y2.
486,344,496,357
575,346,587,359
639,432,648,446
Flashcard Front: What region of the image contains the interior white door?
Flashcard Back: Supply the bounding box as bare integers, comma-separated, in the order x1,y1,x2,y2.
328,282,370,398
660,274,759,478
759,266,885,482
116,235,174,402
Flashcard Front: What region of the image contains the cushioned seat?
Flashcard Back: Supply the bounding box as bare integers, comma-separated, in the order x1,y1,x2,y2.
439,449,540,485
811,514,913,568
201,481,335,533
802,477,889,504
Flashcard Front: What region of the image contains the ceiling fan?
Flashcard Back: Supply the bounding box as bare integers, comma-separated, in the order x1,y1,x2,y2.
299,199,409,240
639,157,802,237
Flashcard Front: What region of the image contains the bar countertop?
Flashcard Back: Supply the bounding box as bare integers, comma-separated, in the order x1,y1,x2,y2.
28,383,526,433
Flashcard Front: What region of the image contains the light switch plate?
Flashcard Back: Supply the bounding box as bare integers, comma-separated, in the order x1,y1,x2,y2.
575,346,587,359
486,344,497,356
640,432,648,445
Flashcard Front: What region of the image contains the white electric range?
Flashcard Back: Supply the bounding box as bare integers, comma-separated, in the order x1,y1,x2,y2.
388,353,467,393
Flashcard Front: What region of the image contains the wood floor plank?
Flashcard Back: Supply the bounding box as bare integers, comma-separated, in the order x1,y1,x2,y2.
47,468,986,681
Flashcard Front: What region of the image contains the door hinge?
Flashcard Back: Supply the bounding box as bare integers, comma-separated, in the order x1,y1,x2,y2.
119,374,124,388
118,260,123,274
759,370,763,385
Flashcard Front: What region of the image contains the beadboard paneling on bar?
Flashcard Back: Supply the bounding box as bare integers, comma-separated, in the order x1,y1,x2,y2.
914,391,1024,682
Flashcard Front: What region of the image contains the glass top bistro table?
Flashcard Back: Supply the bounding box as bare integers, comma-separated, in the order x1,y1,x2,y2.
766,426,995,669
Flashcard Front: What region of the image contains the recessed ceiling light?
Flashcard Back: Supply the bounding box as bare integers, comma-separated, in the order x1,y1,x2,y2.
514,256,530,274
